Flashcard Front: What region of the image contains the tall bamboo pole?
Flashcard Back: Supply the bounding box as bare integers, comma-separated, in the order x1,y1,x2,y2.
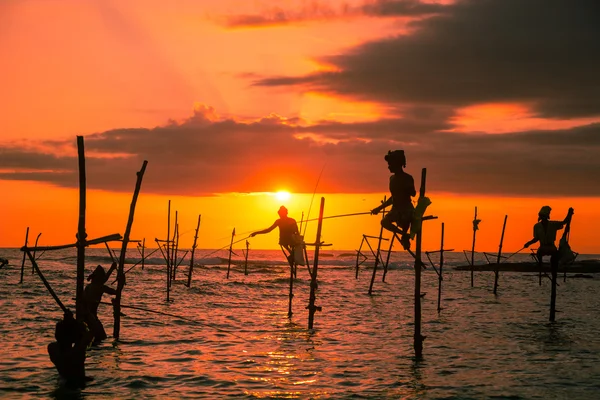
19,227,29,283
437,223,445,312
414,168,426,358
493,215,508,295
308,197,325,330
226,228,235,279
470,207,478,287
166,200,171,302
113,160,147,339
368,196,386,295
187,214,201,287
382,234,396,282
75,136,87,321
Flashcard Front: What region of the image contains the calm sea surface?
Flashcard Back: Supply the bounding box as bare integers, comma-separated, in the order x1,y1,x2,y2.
1,247,600,399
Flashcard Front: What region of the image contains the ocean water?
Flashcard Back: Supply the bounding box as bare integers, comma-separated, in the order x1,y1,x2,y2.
1,247,600,399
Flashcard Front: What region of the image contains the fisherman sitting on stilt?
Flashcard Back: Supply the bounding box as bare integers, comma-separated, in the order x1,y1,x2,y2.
524,206,574,270
250,205,304,266
371,150,416,250
83,263,121,343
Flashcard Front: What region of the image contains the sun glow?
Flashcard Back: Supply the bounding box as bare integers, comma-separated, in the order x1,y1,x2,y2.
275,190,291,201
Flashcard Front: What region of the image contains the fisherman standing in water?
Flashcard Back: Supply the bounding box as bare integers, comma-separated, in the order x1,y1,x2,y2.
371,150,416,250
524,206,574,269
83,263,121,343
250,206,301,264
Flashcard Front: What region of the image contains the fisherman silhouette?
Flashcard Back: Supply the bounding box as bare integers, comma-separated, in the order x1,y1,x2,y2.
82,263,121,343
524,206,574,270
371,150,416,250
47,309,93,386
250,206,301,264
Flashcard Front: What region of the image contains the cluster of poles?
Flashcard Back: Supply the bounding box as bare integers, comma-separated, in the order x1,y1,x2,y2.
14,137,576,359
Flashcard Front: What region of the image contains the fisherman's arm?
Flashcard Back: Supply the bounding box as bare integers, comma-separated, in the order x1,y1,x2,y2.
250,221,278,237
372,198,393,215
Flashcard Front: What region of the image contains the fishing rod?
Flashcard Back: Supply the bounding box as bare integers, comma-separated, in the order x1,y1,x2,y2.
200,235,251,259
97,301,250,342
301,163,326,237
501,246,526,263
302,211,372,224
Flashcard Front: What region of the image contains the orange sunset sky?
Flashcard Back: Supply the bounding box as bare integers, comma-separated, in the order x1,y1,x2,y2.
1,0,599,254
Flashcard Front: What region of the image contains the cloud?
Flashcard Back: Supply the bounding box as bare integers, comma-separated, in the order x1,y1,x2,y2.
221,0,449,28
254,0,600,119
1,105,600,197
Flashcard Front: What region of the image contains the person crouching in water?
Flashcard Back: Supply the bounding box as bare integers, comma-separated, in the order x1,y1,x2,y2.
250,206,300,265
83,263,119,343
47,310,93,386
371,150,416,250
524,206,574,269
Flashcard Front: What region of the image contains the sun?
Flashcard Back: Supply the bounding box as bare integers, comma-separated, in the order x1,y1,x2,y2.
275,190,291,201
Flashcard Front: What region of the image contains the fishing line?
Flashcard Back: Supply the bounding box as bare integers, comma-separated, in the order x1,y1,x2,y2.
98,301,250,342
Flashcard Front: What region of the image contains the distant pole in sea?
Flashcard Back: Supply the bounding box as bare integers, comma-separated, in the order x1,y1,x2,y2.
414,168,427,358
493,215,508,295
438,223,445,312
226,228,235,279
187,214,201,288
19,226,29,284
141,238,146,270
471,207,478,287
368,196,387,295
113,160,147,340
171,211,179,282
166,200,171,302
243,240,249,276
75,136,87,321
308,197,325,330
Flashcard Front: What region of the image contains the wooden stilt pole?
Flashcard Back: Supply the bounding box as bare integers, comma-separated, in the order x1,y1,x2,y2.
187,214,201,287
113,160,147,339
243,239,249,276
470,207,478,287
226,228,235,279
368,197,386,295
141,238,146,270
437,223,445,312
493,215,508,295
171,212,178,281
308,197,325,330
31,232,41,274
382,234,396,282
355,236,366,279
19,227,30,283
25,250,68,313
75,136,87,321
414,168,427,358
284,246,295,318
166,201,171,302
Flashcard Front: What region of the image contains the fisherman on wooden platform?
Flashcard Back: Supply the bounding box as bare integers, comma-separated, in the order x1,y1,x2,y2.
47,309,93,386
371,150,416,250
83,263,121,343
250,206,302,265
524,206,574,269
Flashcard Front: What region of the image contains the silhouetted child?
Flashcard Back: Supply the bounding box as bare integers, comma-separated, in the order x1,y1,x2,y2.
47,310,93,386
83,263,118,343
371,150,416,250
524,206,574,269
250,206,301,264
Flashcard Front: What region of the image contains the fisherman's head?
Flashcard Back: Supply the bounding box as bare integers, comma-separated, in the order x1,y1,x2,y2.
87,265,106,284
538,205,552,221
385,150,406,173
278,205,288,218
